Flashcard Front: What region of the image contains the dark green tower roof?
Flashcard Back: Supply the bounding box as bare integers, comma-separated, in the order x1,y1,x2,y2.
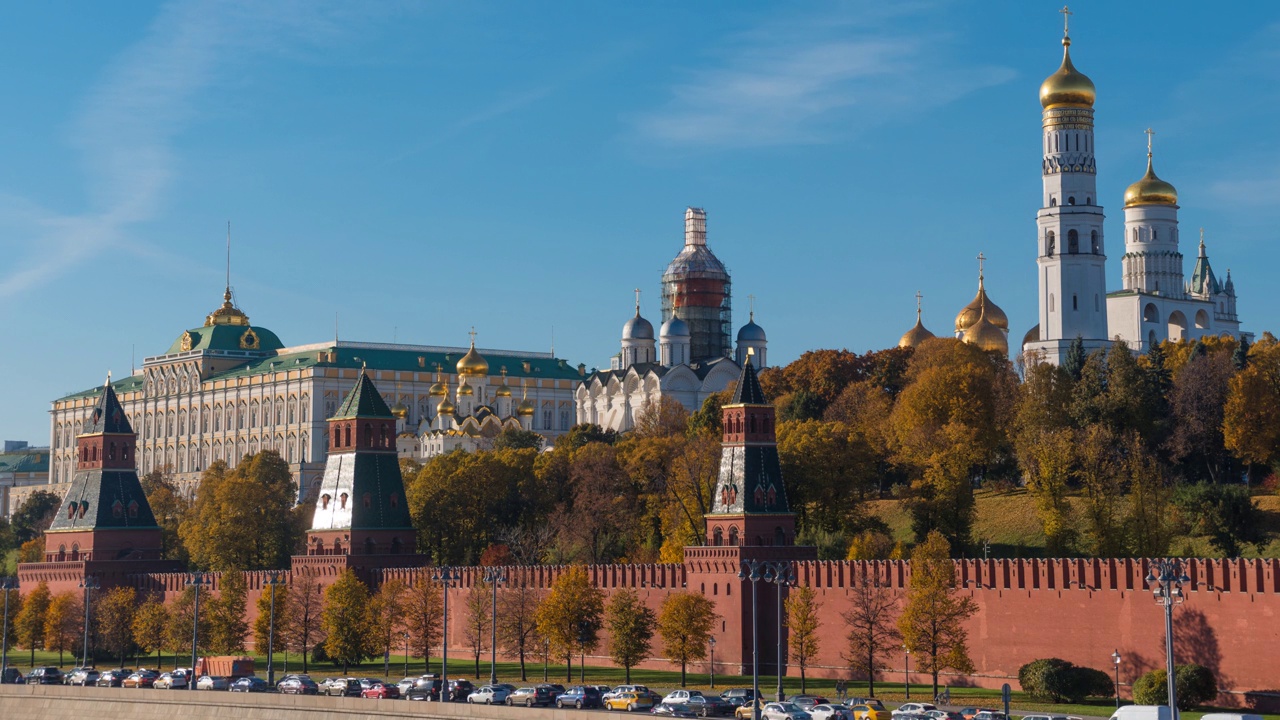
333,367,394,420
730,354,766,405
81,378,134,435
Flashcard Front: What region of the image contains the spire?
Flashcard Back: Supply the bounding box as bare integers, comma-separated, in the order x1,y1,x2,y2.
82,376,133,436
730,352,766,405
684,207,707,247
333,367,395,420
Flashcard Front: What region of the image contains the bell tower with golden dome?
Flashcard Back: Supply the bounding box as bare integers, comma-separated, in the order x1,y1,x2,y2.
1119,128,1183,298
1025,7,1111,365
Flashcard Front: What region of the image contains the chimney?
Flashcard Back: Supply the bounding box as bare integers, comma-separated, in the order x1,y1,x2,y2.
684,207,707,246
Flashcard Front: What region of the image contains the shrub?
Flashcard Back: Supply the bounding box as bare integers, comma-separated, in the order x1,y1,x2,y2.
1075,665,1118,698
1019,658,1116,702
1132,665,1218,710
1020,658,1072,700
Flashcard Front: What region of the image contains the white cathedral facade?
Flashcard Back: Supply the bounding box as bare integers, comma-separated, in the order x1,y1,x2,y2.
1022,22,1248,364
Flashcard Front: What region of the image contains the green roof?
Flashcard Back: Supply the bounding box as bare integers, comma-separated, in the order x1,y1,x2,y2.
0,450,49,473
164,324,285,355
333,369,394,419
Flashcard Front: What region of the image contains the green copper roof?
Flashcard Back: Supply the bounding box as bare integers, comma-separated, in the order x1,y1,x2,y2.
81,381,134,435
0,450,49,473
333,369,394,419
164,324,285,355
730,356,766,405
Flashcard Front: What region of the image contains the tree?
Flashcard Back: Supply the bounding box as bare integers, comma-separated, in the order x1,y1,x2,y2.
1171,483,1261,557
605,589,656,683
1223,343,1280,479
1063,336,1087,382
323,569,373,673
0,585,19,659
132,597,170,670
252,581,289,660
493,427,545,451
404,572,443,673
897,531,978,696
1076,425,1127,557
95,586,138,667
1124,434,1173,557
841,575,900,697
463,580,491,678
15,580,51,666
366,578,406,678
17,538,43,563
498,579,542,681
657,592,717,687
164,586,209,666
11,491,61,544
1016,428,1077,555
206,570,249,654
785,586,822,693
535,566,604,681
285,575,326,673
43,591,79,667
1132,664,1218,710
1166,350,1236,483
778,420,879,534
551,443,638,564
140,469,192,564
179,453,300,571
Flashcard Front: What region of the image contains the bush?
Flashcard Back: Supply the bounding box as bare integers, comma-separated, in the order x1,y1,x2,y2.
1020,658,1072,700
1019,658,1116,702
1076,666,1118,698
1132,665,1218,710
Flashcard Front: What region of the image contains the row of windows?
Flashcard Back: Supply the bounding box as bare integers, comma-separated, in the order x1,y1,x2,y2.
1048,195,1093,207
709,525,790,547
1048,293,1101,313
1047,131,1091,154
1045,229,1100,257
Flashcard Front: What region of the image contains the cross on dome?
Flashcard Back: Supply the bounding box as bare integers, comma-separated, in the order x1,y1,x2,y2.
1060,5,1072,36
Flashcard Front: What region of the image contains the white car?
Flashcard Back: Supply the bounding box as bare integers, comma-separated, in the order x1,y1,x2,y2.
154,671,190,690
468,685,511,704
894,706,938,718
763,703,813,720
812,705,855,720
666,690,705,703
196,675,231,691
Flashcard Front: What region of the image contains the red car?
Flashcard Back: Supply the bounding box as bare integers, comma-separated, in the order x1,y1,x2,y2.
362,683,401,699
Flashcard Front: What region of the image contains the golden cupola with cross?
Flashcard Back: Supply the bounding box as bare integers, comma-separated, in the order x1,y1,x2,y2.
899,291,937,349
955,254,1009,354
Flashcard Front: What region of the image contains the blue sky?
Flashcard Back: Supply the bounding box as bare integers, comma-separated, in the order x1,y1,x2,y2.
2,1,1278,443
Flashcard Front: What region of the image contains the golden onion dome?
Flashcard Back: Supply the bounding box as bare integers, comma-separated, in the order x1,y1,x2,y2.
457,341,489,377
205,287,251,327
1040,37,1095,110
964,308,1009,354
955,276,1008,333
437,397,456,415
899,318,936,349
1124,155,1178,208
496,383,512,398
517,398,535,416
457,377,474,396
390,402,409,420
428,380,447,397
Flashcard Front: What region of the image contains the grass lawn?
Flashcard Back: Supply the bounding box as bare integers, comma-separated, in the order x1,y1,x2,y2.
4,649,1273,720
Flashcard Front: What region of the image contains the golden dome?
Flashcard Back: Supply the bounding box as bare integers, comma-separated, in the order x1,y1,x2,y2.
390,402,409,420
517,398,535,416
457,377,474,396
457,338,489,377
437,397,456,415
205,287,250,327
899,318,936,349
955,275,1008,333
1040,37,1095,110
496,383,512,398
428,379,447,396
963,308,1009,354
1124,155,1178,208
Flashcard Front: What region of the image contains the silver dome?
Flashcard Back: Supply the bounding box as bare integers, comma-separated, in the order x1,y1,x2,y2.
737,319,766,343
623,312,654,341
660,315,690,338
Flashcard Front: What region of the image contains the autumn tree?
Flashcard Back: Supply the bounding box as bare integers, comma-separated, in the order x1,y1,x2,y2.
15,580,51,666
1166,350,1236,483
140,469,192,564
898,531,978,696
778,420,878,536
1016,427,1077,555
463,580,491,678
605,588,656,683
551,443,638,563
96,586,139,667
1124,435,1173,557
252,580,289,661
657,591,718,687
1076,425,1127,557
285,575,326,673
1224,341,1280,480
498,579,542,680
179,453,301,570
634,396,691,438
205,570,249,654
132,597,170,669
1,586,20,660
785,586,822,692
164,586,209,665
841,574,900,697
404,572,443,673
535,566,604,681
367,578,407,677
43,591,79,666
323,569,373,673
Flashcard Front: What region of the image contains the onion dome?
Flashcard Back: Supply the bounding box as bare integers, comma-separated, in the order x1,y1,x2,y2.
457,377,474,396
1124,154,1178,208
437,397,455,415
1022,323,1041,348
964,307,1009,354
457,337,489,377
660,313,691,338
517,397,535,416
429,378,447,396
205,287,251,327
390,401,409,420
1040,36,1095,109
496,382,512,398
737,312,766,342
899,294,935,348
623,309,655,341
955,274,1008,334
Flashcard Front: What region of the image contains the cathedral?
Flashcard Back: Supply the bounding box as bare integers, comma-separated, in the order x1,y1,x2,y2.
901,13,1249,360
576,207,769,431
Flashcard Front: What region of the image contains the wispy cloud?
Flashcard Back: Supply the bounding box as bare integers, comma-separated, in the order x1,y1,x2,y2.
0,0,398,299
635,4,1013,148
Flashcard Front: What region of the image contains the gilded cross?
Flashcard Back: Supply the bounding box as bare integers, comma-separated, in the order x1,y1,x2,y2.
977,252,986,278
1060,5,1072,35
748,294,756,318
1145,127,1155,157
469,326,477,346
915,291,923,314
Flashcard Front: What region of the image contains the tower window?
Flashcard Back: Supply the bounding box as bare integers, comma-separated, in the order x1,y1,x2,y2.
1153,229,1158,240
1050,198,1057,207
1068,196,1076,205
1050,294,1055,312
1091,230,1099,254
1133,228,1139,242
1046,231,1056,257
1068,229,1079,254
1086,197,1092,205
1073,294,1078,311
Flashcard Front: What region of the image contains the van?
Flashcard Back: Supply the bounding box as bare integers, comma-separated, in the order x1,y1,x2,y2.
1201,714,1264,720
1109,706,1174,720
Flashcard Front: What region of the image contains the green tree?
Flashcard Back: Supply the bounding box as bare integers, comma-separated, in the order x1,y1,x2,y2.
1166,351,1236,483
322,569,373,673
605,588,656,683
95,586,138,667
1124,434,1173,557
657,591,717,688
778,420,879,533
43,591,79,667
898,531,978,696
498,579,542,681
285,576,325,673
535,566,604,681
140,469,192,564
179,453,300,571
404,572,443,673
1076,425,1126,557
841,576,899,697
132,597,170,669
1016,428,1077,555
1063,336,1087,382
253,580,289,660
785,586,822,693
1172,483,1261,557
164,586,209,666
11,491,61,545
15,580,51,666
493,427,545,451
207,570,249,654
367,578,406,677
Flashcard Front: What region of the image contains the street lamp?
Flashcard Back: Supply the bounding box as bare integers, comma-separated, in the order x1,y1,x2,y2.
433,567,458,702
264,572,284,686
709,636,716,689
484,567,506,685
1145,559,1189,719
903,645,911,700
186,571,211,691
403,631,411,678
78,576,100,667
765,562,796,701
543,637,550,682
1,577,17,683
1112,649,1122,708
738,560,771,720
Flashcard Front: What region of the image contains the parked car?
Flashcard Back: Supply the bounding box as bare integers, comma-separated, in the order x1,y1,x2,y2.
737,700,770,720
26,667,65,685
666,690,705,703
684,695,736,717
927,711,965,720
470,684,514,705
793,697,829,712
63,667,88,685
362,682,401,699
407,677,444,701
1,667,27,684
720,689,757,708
654,703,701,718
196,675,231,691
559,685,604,709
959,710,989,720
811,705,855,720
230,676,271,692
610,685,662,705
123,670,160,688
154,670,190,690
1108,708,1173,720
96,669,132,687
763,703,814,720
606,691,656,712
506,685,553,706
894,705,938,718
448,679,476,701
972,712,1007,720
850,703,891,720
67,668,101,687
326,678,363,697
277,675,320,695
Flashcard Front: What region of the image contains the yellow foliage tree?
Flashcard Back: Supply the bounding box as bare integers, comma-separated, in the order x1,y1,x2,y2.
535,566,603,682
14,580,50,666
897,531,977,696
252,579,289,659
132,597,170,669
784,586,822,692
657,591,717,687
1224,342,1280,479
322,569,373,673
43,591,79,667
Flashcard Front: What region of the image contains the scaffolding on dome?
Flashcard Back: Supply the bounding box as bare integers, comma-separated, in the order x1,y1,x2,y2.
661,208,732,363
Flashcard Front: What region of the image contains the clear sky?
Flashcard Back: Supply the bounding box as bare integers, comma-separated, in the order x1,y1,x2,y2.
1,1,1277,444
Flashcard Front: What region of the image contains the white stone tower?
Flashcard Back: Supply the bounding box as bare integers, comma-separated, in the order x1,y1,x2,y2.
1023,9,1111,365
1120,130,1183,297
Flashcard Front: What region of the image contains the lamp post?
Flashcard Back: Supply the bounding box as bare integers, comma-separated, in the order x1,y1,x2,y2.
765,562,795,701
403,631,411,678
264,571,283,686
1112,649,1122,708
709,636,716,689
433,567,458,702
903,646,911,700
186,571,211,691
543,637,550,682
1145,559,1189,719
1,577,16,682
484,567,506,685
577,622,588,682
738,560,770,720
78,576,100,667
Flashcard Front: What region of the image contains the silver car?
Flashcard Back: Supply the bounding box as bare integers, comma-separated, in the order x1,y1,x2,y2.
468,685,511,704
196,675,231,691
763,703,813,720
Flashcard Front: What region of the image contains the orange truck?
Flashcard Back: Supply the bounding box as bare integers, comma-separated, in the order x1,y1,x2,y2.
194,656,255,678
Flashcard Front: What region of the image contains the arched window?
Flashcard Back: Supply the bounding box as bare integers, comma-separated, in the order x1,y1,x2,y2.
1068,196,1075,205
1068,229,1079,254
1133,228,1139,242
109,442,116,460
333,539,343,555
363,423,372,446
1073,294,1078,311
1086,197,1092,205
775,527,786,546
321,494,331,510
1046,231,1055,257
364,537,376,555
122,445,129,461
128,500,139,518
390,493,400,509
1049,294,1055,312
339,492,348,510
363,492,372,509
728,526,739,546
713,527,724,546
391,537,402,555
1050,197,1057,207
1091,230,1099,254
343,425,351,447
1153,229,1158,241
